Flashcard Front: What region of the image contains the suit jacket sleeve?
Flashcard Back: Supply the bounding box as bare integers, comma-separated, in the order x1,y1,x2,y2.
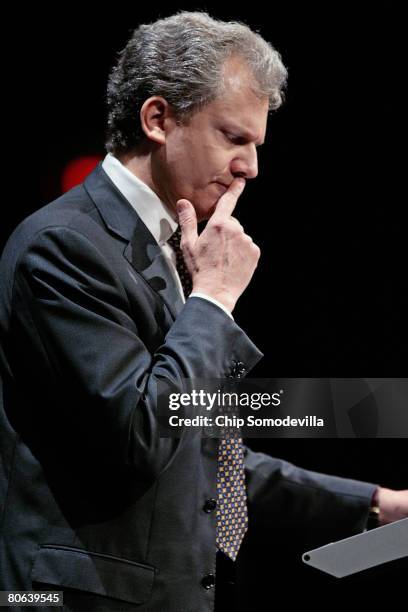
11,226,263,481
244,446,377,534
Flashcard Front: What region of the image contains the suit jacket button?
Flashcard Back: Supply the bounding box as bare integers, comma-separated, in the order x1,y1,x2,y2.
201,574,215,589
236,362,246,375
230,360,247,378
203,498,217,513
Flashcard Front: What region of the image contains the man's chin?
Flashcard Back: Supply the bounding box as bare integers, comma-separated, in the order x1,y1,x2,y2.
195,199,218,222
192,186,225,221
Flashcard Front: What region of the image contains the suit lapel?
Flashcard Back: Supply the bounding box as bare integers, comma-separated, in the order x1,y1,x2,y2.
123,240,184,320
83,163,184,320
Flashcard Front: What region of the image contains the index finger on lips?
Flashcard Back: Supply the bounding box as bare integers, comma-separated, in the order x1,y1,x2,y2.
212,178,246,220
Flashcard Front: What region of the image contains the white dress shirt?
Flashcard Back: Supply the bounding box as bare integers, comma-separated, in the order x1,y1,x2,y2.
102,154,232,318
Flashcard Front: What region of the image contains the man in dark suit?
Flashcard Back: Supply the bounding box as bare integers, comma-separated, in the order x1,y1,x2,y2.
1,11,407,612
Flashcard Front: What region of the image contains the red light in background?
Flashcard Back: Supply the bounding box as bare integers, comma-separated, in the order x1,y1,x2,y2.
61,155,103,193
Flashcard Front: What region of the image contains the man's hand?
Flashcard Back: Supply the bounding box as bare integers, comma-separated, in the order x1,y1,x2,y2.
375,487,408,525
176,178,261,313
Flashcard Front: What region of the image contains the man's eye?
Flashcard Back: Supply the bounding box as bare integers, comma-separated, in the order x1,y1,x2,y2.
225,133,245,145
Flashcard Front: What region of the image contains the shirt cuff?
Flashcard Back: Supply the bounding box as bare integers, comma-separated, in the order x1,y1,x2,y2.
189,293,234,320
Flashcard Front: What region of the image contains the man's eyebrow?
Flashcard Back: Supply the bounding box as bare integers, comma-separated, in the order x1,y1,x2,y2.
225,126,264,146
244,134,265,147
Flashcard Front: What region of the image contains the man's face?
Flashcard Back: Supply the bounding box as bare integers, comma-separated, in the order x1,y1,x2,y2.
154,58,269,221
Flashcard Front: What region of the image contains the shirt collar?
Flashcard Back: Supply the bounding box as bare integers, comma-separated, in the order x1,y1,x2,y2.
101,153,178,245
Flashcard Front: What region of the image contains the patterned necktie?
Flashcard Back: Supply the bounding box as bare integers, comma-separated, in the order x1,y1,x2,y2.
168,226,248,562
167,226,193,298
215,428,248,561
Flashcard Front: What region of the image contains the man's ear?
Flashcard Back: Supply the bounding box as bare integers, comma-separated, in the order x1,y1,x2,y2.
140,96,174,146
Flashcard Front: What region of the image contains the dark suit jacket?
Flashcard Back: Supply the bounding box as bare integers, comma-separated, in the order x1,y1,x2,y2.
0,163,376,611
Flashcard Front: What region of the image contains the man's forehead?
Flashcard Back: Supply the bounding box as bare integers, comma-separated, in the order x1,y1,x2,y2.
211,57,269,131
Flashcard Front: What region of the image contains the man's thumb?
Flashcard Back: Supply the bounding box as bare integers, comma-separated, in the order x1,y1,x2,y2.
176,199,198,243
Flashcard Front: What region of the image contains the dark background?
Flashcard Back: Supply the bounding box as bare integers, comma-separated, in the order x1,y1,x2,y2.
3,3,406,601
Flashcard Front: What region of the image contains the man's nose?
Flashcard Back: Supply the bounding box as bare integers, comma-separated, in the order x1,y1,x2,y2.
231,145,259,180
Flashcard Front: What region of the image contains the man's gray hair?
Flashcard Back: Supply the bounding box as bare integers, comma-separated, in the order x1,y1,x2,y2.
105,11,288,156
